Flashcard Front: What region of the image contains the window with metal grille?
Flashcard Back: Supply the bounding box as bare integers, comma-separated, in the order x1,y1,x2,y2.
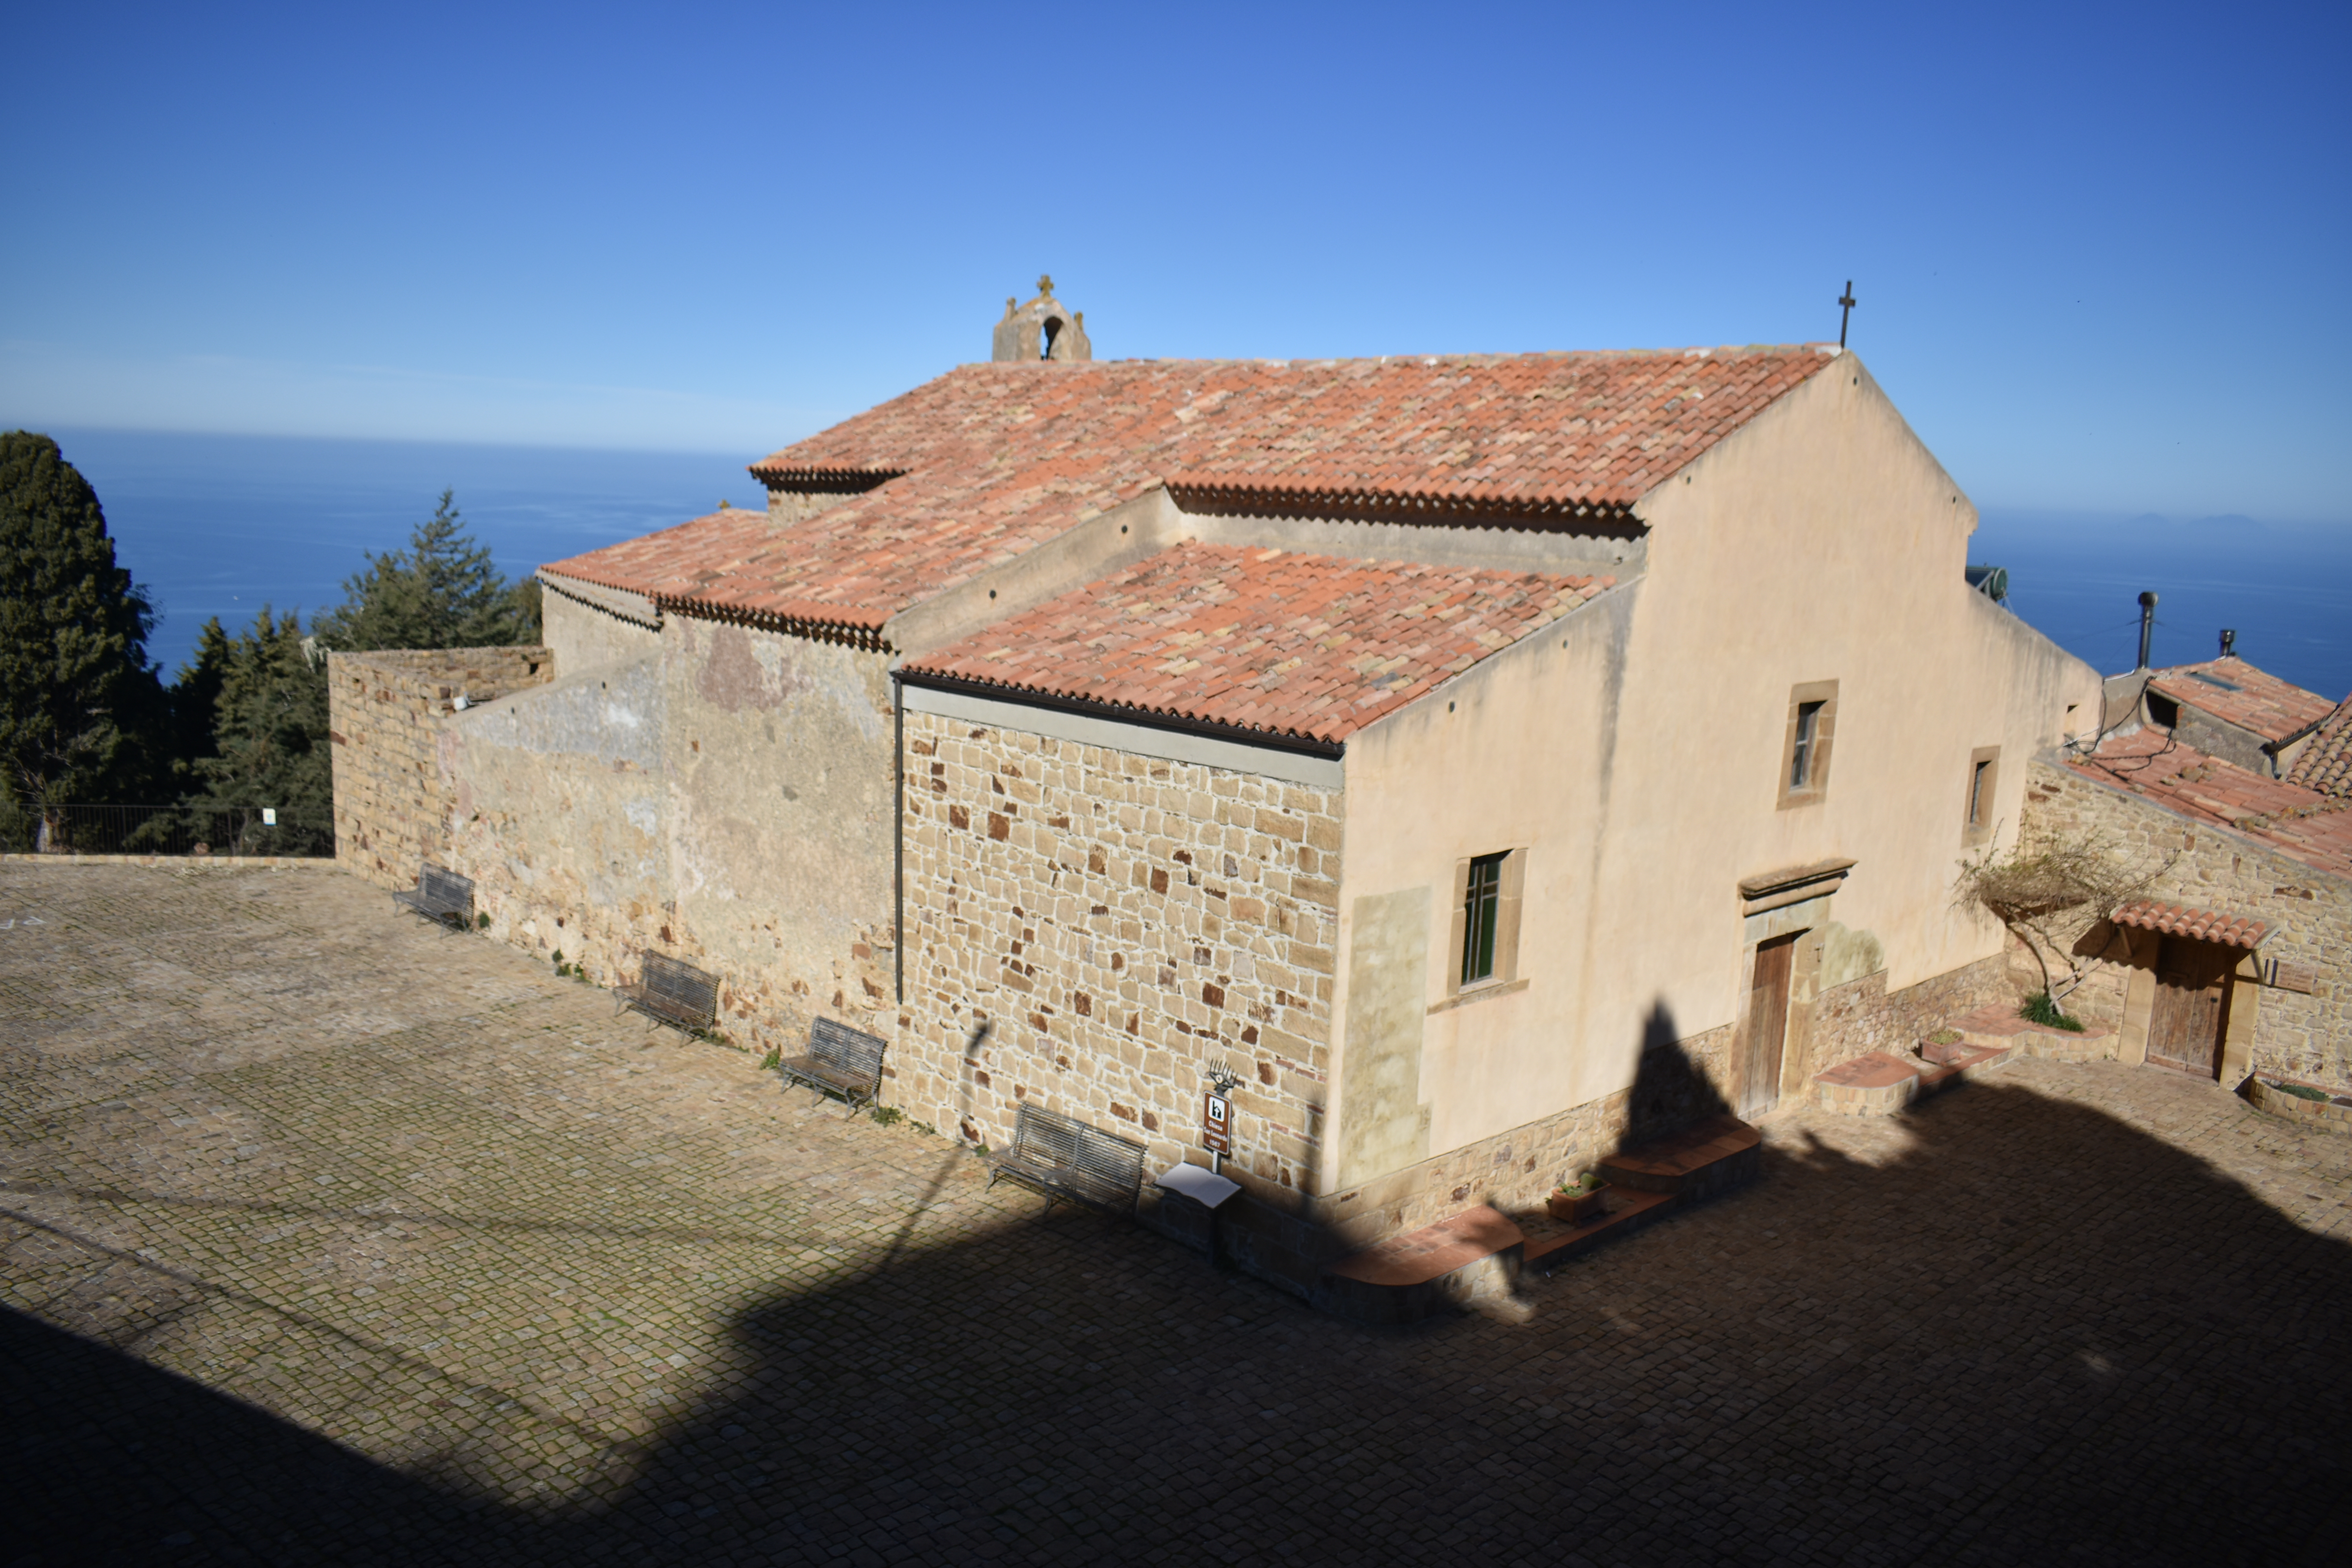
1461,851,1506,985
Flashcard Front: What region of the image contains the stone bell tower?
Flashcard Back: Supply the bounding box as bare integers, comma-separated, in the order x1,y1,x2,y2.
991,275,1093,363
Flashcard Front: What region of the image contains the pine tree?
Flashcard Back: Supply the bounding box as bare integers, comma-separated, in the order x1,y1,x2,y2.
312,489,541,651
166,617,233,780
0,432,165,828
188,608,333,856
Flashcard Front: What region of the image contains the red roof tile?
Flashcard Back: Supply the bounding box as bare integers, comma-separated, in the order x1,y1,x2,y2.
901,543,1613,747
2068,728,2352,882
2110,900,2270,948
2146,656,2336,745
541,348,1837,633
2287,696,2352,799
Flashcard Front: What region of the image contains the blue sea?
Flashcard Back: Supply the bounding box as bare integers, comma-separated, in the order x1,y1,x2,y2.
43,428,2352,704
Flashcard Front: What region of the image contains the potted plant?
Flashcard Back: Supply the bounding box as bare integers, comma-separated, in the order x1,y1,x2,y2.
1917,1027,1965,1065
1547,1171,1610,1225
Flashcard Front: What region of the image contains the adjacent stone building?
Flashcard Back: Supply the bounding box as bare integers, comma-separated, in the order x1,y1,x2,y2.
332,289,2114,1296
2020,672,2350,1091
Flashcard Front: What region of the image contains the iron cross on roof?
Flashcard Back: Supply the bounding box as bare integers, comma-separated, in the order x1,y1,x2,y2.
1837,281,1858,348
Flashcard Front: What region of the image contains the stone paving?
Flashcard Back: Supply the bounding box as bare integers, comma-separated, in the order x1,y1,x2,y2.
3,863,2349,1567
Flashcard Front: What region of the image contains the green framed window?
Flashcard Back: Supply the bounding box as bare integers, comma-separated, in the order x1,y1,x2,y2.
1461,851,1506,985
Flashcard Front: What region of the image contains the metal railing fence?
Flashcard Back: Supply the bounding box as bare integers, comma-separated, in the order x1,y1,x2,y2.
0,803,335,859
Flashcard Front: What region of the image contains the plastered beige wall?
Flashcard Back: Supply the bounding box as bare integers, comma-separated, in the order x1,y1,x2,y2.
1325,356,2103,1195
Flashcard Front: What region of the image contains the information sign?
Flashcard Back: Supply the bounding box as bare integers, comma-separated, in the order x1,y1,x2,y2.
1201,1090,1232,1154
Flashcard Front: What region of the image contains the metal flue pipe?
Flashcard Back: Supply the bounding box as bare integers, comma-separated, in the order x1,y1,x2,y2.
2136,591,2158,670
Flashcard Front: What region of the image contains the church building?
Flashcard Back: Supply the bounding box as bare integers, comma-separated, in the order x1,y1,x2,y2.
331,279,2103,1295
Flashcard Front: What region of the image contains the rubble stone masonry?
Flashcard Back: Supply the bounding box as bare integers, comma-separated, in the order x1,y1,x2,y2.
2024,758,2350,1088
328,648,552,890
897,712,1342,1217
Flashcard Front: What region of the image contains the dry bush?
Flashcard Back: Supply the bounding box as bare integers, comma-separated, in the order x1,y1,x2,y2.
1954,828,2175,1018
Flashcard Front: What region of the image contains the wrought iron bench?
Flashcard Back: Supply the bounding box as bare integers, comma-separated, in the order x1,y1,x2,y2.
987,1103,1147,1218
617,951,719,1035
777,1017,889,1111
392,863,474,930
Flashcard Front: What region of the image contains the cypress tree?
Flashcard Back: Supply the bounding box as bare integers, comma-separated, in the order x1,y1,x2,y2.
312,489,541,651
0,432,164,822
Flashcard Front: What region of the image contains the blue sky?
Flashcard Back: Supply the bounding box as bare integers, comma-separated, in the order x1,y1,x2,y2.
3,1,2346,520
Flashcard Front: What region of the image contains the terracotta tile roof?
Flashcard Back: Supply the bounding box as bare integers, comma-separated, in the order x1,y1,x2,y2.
900,542,1613,747
541,348,1837,635
2110,900,2270,948
2287,696,2352,798
2146,656,2336,745
2068,728,2352,882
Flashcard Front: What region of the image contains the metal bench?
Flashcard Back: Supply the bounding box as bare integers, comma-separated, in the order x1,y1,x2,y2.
777,1017,889,1110
987,1103,1147,1218
391,863,474,930
617,951,719,1034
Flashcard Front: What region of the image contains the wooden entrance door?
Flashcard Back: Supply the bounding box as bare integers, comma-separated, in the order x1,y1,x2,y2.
2147,937,2232,1078
1742,934,1798,1119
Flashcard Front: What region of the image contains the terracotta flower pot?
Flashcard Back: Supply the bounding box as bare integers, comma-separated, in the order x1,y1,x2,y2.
1547,1186,1609,1224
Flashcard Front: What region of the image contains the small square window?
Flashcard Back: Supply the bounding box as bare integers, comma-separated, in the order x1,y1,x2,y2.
1962,746,2000,844
1445,849,1526,997
1776,681,1839,809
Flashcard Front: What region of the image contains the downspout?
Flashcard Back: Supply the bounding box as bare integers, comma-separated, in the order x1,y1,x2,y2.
892,670,906,1006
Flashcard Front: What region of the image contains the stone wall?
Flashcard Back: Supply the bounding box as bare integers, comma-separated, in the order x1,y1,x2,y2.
431,621,900,1062
327,648,551,890
2023,759,2350,1088
897,712,1342,1250
1803,952,2015,1076
539,583,660,674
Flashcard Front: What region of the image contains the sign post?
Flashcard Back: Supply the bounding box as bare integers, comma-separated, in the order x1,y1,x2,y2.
1202,1062,1240,1174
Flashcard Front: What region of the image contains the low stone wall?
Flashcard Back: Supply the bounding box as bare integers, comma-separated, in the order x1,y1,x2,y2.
327,648,551,889
1804,953,2014,1078
0,854,334,870
2023,759,2350,1088
2246,1076,2352,1132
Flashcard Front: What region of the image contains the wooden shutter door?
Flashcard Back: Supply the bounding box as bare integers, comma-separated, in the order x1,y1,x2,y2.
1742,935,1798,1119
2147,938,2231,1078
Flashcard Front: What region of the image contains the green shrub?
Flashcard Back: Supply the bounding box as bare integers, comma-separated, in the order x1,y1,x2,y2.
2271,1080,2328,1102
476,911,490,929
758,1047,782,1071
2019,992,2086,1032
871,1105,904,1127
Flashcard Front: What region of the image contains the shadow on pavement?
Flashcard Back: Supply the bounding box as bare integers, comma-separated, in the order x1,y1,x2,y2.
8,1075,2352,1566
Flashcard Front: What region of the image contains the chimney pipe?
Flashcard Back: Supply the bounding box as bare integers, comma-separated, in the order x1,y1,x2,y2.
2136,591,2158,670
2219,628,2236,659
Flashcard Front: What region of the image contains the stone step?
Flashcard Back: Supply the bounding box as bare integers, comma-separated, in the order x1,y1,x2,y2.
1813,1042,2011,1117
1315,1116,1762,1323
1597,1114,1762,1198
1314,1205,1523,1325
1520,1187,1678,1269
1947,1003,2117,1063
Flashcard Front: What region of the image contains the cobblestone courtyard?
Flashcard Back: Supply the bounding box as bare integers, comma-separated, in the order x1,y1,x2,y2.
4,864,2348,1566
